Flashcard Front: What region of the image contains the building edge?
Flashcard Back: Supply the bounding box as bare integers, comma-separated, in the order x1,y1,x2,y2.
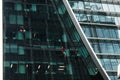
62,0,110,80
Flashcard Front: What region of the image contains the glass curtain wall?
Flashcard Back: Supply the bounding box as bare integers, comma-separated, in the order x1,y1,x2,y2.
68,0,120,80
3,0,103,80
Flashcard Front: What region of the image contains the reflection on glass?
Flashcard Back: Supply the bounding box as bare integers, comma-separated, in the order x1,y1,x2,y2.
78,1,84,9
90,41,120,54
103,59,112,70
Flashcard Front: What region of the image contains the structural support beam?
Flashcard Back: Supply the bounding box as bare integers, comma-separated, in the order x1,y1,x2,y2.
62,0,110,80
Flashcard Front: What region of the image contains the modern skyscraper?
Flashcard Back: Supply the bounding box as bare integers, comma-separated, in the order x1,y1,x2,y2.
3,0,119,80
66,0,120,80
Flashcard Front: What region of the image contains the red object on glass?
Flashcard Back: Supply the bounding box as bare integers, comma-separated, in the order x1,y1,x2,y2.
61,46,65,52
19,29,23,32
19,26,24,32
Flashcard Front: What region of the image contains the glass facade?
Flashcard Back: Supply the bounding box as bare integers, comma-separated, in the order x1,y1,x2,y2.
3,0,104,80
68,0,120,80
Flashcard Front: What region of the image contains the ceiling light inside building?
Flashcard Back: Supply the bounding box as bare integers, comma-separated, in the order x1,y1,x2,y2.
47,65,50,69
38,65,41,69
59,66,65,68
26,64,28,68
10,64,13,68
58,68,64,71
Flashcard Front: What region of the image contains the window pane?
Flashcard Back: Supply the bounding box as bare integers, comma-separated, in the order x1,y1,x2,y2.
25,31,32,39
108,4,115,12
9,15,16,24
15,3,22,11
96,3,103,11
31,4,36,11
79,14,87,22
4,44,9,53
91,26,97,37
71,1,78,9
96,27,104,38
18,46,24,55
99,15,106,23
113,43,120,54
16,32,24,40
19,65,25,73
110,28,117,38
102,4,109,11
17,15,23,25
103,28,110,38
92,41,100,53
111,59,117,70
78,1,84,9
118,29,120,38
85,2,90,10
90,2,96,10
99,42,106,53
106,42,114,53
83,26,91,37
114,5,120,12
103,59,112,70
10,44,17,53
75,13,80,21
93,15,99,22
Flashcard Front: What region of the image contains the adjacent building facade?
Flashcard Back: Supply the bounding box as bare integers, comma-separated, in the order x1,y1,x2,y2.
67,0,120,80
3,0,120,80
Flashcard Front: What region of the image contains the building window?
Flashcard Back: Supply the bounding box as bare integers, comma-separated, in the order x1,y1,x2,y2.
111,59,117,70
17,15,24,25
96,27,104,38
19,65,25,74
31,4,36,11
99,42,106,53
18,46,24,55
15,3,22,11
92,41,100,53
78,1,84,9
106,42,114,53
10,44,17,53
113,42,120,54
9,15,24,25
103,59,112,70
9,15,16,24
